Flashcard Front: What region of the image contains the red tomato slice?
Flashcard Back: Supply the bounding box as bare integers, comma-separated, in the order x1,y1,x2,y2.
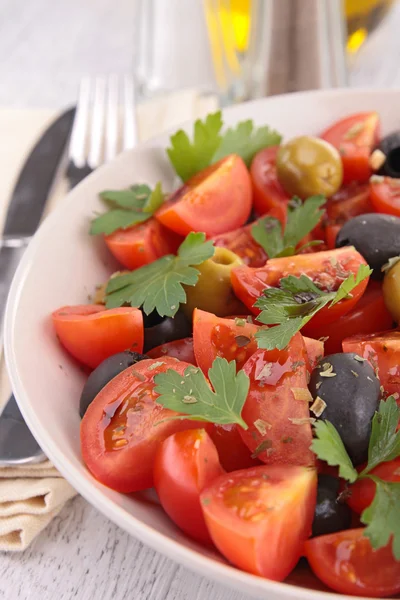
104,218,181,271
207,423,261,472
305,528,400,597
343,329,400,398
325,224,341,249
347,457,400,515
81,357,204,493
321,112,380,184
200,465,317,580
239,333,315,466
147,337,195,364
314,281,393,355
326,182,372,223
213,223,267,268
155,155,252,237
370,176,400,217
250,146,290,220
52,305,143,369
154,428,224,544
303,336,324,371
193,309,259,374
231,247,369,331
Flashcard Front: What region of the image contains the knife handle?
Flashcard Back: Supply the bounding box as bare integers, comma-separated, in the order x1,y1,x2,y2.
0,245,27,347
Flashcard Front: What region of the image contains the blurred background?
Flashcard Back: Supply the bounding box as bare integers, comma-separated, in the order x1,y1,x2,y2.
1,0,399,110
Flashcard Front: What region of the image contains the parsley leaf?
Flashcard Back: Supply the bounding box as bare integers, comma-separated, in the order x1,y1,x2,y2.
105,232,215,317
361,478,400,559
212,120,282,166
90,183,165,236
311,421,358,483
167,112,223,182
361,396,400,476
154,357,249,428
330,264,373,306
255,265,371,350
166,111,283,182
251,196,326,259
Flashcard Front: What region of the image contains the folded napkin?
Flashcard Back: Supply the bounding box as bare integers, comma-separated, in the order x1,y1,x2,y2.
0,89,218,551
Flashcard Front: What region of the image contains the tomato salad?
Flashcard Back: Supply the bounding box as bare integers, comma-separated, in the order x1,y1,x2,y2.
52,110,400,597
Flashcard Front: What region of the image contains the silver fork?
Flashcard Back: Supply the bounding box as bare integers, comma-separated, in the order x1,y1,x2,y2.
0,75,138,466
67,74,138,187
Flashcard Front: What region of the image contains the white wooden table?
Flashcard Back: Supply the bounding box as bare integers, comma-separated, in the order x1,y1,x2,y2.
1,1,400,599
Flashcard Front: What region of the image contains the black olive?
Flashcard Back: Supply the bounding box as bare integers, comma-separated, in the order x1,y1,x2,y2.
79,351,148,418
309,353,380,465
312,475,352,537
143,310,192,352
336,213,400,279
376,131,400,178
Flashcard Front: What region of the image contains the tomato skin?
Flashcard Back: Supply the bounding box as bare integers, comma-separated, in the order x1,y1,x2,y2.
147,337,195,364
193,309,259,374
213,223,267,268
323,182,373,248
81,358,203,493
154,429,224,544
104,218,181,270
239,333,315,467
250,146,289,220
313,281,393,355
343,329,400,398
200,465,317,580
52,305,144,369
370,176,400,217
207,423,261,472
156,155,252,237
231,247,369,330
305,528,400,597
321,112,380,184
348,457,400,514
303,336,324,371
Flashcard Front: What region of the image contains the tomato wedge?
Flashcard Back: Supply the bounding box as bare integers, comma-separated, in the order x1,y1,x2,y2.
154,429,224,544
207,423,260,472
52,305,143,369
156,155,252,237
250,146,289,220
213,223,267,268
231,247,369,331
342,329,400,398
370,175,400,217
105,218,181,270
314,281,393,355
200,465,317,580
321,112,380,184
305,529,400,597
81,357,203,492
147,337,195,364
347,457,400,515
239,333,315,466
193,309,259,374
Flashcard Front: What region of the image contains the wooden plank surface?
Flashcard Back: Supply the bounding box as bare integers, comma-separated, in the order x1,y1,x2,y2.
1,1,400,599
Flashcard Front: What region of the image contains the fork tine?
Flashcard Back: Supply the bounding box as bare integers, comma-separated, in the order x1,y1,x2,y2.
105,74,119,162
68,77,91,168
123,75,138,150
87,77,106,169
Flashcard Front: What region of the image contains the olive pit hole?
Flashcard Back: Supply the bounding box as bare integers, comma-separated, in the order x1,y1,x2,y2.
212,254,234,266
386,147,400,177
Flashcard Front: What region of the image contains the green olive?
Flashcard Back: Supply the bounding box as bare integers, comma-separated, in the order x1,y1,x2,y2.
183,247,246,318
383,259,400,322
276,135,343,198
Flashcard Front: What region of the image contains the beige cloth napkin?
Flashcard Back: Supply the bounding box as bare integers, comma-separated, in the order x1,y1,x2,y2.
0,89,218,551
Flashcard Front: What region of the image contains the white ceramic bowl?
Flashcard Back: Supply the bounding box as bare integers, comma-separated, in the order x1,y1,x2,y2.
5,89,400,600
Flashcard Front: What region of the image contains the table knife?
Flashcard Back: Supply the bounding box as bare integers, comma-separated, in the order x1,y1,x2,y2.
0,107,76,465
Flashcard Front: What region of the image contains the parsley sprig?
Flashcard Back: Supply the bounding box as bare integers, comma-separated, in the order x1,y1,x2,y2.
312,395,400,559
167,111,281,182
255,264,372,350
105,232,214,317
90,183,164,235
251,196,326,259
154,357,249,429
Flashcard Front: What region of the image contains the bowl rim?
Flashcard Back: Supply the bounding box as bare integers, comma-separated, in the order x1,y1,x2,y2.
5,87,398,600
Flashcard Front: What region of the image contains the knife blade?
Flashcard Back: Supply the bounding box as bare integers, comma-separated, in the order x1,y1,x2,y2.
0,107,76,466
0,107,76,335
